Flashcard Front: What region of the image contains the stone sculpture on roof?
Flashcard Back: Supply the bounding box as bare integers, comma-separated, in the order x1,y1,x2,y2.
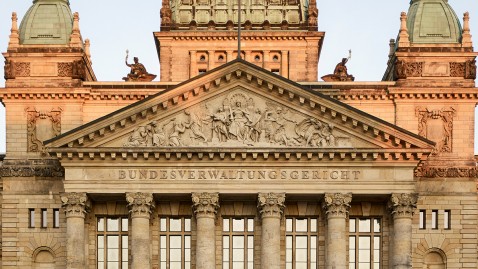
123,50,157,82
321,50,355,82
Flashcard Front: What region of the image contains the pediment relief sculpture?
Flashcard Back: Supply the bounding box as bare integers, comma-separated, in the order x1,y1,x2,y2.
123,90,352,148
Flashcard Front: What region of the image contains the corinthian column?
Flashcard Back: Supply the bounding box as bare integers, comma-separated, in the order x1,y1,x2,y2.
126,192,155,269
192,192,220,269
61,192,90,269
322,193,352,269
258,193,285,269
388,193,418,269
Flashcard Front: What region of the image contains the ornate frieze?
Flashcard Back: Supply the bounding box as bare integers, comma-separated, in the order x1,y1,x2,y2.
61,192,90,218
388,193,418,218
126,192,155,218
123,90,349,148
192,192,220,218
257,193,286,219
465,59,477,79
14,62,31,77
0,159,64,177
58,63,73,77
394,60,423,79
4,59,15,79
450,62,465,77
26,107,62,152
415,107,455,155
58,60,86,80
322,193,352,218
415,165,478,178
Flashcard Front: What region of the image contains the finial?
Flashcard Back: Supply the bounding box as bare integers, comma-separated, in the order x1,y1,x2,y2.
388,39,396,57
70,12,83,47
462,12,473,47
398,12,410,47
84,39,92,64
8,12,20,48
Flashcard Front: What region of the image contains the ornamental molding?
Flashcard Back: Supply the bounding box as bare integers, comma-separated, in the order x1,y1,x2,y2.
257,192,286,219
415,165,478,178
126,192,155,218
0,165,64,178
415,107,455,156
395,60,423,79
450,62,465,77
14,62,30,77
192,192,220,218
388,193,418,219
465,59,477,79
4,59,15,79
322,193,352,218
26,107,62,152
61,192,90,218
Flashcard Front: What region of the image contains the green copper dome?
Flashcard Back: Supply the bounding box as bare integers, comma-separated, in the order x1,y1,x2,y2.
19,0,73,45
407,0,462,44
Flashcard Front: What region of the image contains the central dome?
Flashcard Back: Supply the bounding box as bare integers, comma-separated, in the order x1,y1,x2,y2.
19,0,73,45
407,0,462,44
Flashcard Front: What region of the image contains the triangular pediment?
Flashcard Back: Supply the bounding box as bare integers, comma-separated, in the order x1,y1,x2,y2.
46,60,434,161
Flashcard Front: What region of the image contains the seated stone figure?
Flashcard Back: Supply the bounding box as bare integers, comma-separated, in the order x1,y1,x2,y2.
321,51,355,82
123,56,157,82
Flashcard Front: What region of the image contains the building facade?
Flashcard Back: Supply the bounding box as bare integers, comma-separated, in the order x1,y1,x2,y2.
0,0,477,269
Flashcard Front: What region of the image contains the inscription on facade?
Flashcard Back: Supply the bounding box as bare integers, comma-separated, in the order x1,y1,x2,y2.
117,169,361,181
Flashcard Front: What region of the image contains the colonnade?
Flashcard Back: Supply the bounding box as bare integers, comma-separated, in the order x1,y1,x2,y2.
61,192,418,269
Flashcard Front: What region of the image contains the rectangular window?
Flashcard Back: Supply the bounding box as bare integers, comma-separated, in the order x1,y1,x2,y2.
53,209,60,228
444,210,451,229
223,217,254,269
97,217,129,269
285,217,318,269
419,210,426,229
41,209,48,228
198,69,207,75
431,210,438,229
349,218,381,269
159,217,192,269
271,69,280,75
29,209,35,228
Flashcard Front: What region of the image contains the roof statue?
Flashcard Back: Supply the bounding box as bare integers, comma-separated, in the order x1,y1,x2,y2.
122,50,157,82
321,50,355,82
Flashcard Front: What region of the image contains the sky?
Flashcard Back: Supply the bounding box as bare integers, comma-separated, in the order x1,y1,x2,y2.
0,0,477,153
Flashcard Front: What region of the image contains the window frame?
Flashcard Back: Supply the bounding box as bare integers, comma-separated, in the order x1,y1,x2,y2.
285,217,319,269
222,217,255,269
96,216,129,269
159,216,192,269
41,208,48,228
29,209,35,228
349,217,382,269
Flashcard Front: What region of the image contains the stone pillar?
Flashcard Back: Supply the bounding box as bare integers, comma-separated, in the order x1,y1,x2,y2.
208,50,215,70
263,50,270,70
61,192,90,269
258,193,285,269
190,50,197,78
322,193,352,269
126,192,155,269
388,193,418,269
281,50,289,78
192,192,220,269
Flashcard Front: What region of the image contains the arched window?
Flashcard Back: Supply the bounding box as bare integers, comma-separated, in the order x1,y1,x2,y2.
424,250,446,269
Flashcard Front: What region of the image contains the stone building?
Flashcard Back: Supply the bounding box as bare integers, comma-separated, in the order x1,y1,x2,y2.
0,0,477,268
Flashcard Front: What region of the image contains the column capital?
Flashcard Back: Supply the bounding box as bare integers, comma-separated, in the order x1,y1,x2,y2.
192,192,220,218
61,192,90,218
388,193,418,219
322,193,352,218
258,193,285,219
126,192,155,219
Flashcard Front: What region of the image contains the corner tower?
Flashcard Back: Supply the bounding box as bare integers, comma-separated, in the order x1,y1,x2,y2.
155,0,324,82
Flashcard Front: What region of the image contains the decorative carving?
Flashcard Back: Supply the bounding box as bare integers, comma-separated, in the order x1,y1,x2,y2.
4,59,15,79
123,53,157,82
450,62,465,77
322,193,352,218
465,59,477,79
160,0,172,26
124,90,350,148
126,193,155,218
192,192,220,218
257,193,285,219
322,52,354,82
415,107,455,155
61,193,90,218
415,165,478,178
14,62,31,77
394,60,423,79
26,107,62,152
0,160,64,177
388,193,418,218
72,60,87,80
307,0,318,29
58,63,73,77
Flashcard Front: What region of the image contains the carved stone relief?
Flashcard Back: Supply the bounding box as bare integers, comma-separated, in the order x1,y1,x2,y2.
257,193,285,219
394,60,423,79
415,165,478,178
126,192,155,218
61,192,91,218
192,192,220,218
322,193,352,218
388,193,418,218
14,62,31,77
449,62,465,77
4,59,15,79
0,159,64,177
123,89,351,148
72,60,87,80
465,59,477,79
415,107,455,155
26,107,62,152
58,63,73,77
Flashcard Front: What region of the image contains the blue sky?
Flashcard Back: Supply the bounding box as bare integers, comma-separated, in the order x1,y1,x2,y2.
0,0,477,153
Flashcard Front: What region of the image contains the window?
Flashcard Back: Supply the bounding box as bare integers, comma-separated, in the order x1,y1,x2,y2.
223,217,254,269
159,217,191,269
285,218,318,269
41,209,48,228
444,210,451,229
271,69,280,75
29,209,35,228
349,218,381,269
97,217,129,269
53,209,60,228
419,210,426,229
198,69,207,75
431,210,438,229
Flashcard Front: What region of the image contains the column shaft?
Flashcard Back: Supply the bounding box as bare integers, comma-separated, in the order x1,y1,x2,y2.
258,193,285,269
192,192,220,269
